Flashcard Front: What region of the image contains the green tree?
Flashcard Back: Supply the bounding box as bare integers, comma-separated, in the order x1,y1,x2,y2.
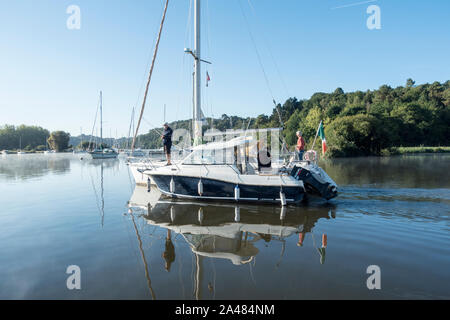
48,131,70,151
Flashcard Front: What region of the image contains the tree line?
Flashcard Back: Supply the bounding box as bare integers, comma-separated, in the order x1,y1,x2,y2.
0,125,71,152
138,79,449,157
2,79,448,157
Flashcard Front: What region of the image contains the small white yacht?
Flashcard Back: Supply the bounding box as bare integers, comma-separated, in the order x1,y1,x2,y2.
90,148,118,159
87,91,118,160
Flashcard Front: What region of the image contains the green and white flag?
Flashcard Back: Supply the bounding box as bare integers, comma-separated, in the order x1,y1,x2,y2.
318,121,327,155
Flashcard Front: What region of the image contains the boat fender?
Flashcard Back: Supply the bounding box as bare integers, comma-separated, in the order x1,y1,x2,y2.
198,207,204,224
234,206,240,222
234,185,240,201
280,206,286,220
280,191,287,206
170,177,175,193
198,179,203,196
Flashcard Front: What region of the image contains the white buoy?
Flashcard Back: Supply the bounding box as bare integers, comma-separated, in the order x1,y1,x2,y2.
280,206,286,220
280,191,287,206
170,177,175,193
234,185,240,201
198,207,204,224
234,206,240,222
198,179,203,196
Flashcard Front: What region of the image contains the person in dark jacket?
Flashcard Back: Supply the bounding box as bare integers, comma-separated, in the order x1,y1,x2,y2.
161,123,173,165
162,230,175,272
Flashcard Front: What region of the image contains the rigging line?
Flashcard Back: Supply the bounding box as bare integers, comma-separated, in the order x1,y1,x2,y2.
130,211,157,300
237,0,276,104
175,0,193,125
133,1,167,116
184,0,193,49
132,0,170,152
141,117,164,136
178,243,187,299
205,0,212,62
88,168,102,223
122,213,141,265
89,94,101,148
100,163,105,227
247,0,290,98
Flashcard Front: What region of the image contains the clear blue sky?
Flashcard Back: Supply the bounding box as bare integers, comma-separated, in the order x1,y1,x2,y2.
1,0,449,137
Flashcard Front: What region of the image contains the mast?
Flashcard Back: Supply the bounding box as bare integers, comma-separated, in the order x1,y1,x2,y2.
100,91,103,148
193,0,202,146
80,127,83,150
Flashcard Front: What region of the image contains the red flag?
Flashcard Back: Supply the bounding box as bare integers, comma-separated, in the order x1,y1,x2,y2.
206,71,210,87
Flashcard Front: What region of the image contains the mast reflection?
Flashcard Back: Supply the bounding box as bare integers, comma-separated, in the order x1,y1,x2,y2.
127,186,336,299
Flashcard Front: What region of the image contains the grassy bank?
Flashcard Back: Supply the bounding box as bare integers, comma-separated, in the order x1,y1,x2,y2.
383,146,450,156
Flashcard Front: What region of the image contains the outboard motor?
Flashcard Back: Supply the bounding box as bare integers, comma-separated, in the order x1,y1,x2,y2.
291,164,338,200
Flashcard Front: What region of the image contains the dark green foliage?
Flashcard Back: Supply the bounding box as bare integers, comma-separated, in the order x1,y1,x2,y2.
135,80,448,156
47,131,70,152
282,79,449,157
0,125,50,150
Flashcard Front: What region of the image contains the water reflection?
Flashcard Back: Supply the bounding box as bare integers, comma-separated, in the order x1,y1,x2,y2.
127,186,335,299
0,154,71,180
86,158,120,226
321,154,450,188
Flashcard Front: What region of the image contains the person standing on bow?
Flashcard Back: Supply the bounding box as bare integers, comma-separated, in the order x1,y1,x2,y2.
296,131,306,160
161,122,173,165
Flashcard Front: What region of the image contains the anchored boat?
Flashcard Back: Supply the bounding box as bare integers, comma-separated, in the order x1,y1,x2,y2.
88,91,118,160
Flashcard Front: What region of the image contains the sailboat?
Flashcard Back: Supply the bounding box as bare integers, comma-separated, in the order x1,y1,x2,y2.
89,91,118,159
142,0,337,204
17,136,25,155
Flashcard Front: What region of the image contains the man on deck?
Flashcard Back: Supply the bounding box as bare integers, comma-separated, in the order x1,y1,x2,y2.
296,131,306,160
161,123,173,165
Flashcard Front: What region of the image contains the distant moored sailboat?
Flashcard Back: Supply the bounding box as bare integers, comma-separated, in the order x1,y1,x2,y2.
88,91,118,159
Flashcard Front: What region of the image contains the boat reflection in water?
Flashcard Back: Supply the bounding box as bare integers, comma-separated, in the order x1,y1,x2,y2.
127,186,335,299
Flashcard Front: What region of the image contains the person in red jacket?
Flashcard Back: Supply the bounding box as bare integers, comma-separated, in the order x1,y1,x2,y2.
296,131,306,160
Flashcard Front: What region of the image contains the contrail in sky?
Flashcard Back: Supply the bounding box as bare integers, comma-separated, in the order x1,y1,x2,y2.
331,0,378,10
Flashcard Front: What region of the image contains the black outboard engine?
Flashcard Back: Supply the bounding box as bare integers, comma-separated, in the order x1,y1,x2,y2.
291,164,338,200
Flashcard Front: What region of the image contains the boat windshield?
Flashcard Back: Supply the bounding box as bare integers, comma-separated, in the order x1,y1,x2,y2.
182,148,236,165
182,136,253,165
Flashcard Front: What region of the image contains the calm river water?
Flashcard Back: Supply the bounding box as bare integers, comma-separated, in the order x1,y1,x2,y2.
0,153,449,299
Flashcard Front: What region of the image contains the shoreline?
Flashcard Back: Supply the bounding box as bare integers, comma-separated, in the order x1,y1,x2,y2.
384,146,450,156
